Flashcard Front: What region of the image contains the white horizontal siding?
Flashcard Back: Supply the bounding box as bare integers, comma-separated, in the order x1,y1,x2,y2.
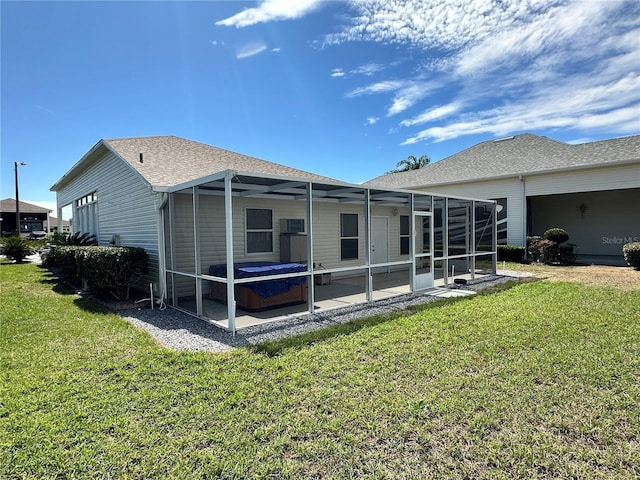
418,179,525,246
55,151,161,289
526,164,640,196
170,192,414,276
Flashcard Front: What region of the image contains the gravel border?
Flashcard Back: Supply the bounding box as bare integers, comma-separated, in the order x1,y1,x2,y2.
120,271,531,352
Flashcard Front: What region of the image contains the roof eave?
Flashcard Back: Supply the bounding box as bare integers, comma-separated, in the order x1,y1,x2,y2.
398,156,640,190
50,139,108,192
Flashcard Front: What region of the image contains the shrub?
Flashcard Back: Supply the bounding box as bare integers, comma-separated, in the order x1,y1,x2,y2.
66,232,98,246
1,236,34,263
526,236,543,262
75,246,149,301
623,242,640,269
49,246,81,282
533,228,574,265
497,245,525,262
559,244,577,265
47,231,69,246
544,228,569,244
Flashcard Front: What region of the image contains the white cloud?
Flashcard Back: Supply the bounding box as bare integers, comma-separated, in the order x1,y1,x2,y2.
351,63,384,76
346,80,404,98
401,73,640,145
325,0,548,51
346,79,439,116
366,117,379,125
400,102,463,127
216,0,323,27
325,0,640,144
217,0,639,145
387,81,439,116
236,42,268,59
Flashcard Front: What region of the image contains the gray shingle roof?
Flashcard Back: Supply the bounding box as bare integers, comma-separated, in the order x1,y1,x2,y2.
103,135,338,188
365,133,640,189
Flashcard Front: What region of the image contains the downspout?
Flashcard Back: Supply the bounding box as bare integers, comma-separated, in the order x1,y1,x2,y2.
156,192,169,309
519,175,527,256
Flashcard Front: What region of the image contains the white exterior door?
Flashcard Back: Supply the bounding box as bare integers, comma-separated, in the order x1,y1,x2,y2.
371,216,389,274
413,212,434,290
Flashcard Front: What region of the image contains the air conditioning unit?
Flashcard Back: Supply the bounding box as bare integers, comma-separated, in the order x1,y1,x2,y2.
280,218,305,234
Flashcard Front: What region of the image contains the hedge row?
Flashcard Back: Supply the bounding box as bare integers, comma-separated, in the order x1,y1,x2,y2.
48,245,149,301
497,245,525,262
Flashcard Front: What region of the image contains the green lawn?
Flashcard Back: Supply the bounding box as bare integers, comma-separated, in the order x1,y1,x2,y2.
2,262,639,479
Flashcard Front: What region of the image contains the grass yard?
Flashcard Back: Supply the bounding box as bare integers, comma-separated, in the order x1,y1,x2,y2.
2,261,639,479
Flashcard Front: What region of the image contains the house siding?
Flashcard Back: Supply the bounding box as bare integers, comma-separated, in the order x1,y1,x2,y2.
415,179,525,247
413,163,639,253
169,192,411,277
55,151,162,290
525,164,640,196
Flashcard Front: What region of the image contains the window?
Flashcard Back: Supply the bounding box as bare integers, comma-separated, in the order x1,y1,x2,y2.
400,215,410,255
75,191,98,236
246,208,273,253
340,213,358,260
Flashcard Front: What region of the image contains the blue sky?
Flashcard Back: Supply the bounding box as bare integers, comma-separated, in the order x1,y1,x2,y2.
2,0,639,218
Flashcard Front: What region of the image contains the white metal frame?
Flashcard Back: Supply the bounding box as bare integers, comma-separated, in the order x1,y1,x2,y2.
158,170,498,335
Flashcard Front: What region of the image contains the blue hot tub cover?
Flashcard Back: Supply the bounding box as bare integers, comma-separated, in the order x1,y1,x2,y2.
208,261,307,298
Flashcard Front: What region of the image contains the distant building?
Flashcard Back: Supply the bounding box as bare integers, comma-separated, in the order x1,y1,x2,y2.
0,198,51,237
44,216,71,233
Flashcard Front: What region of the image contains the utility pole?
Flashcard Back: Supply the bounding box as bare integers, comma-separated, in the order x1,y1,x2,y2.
14,162,27,236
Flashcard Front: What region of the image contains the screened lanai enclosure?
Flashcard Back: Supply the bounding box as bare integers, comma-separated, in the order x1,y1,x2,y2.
159,170,497,334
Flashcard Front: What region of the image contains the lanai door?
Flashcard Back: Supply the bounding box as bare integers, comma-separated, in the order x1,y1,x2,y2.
413,212,434,290
371,216,389,274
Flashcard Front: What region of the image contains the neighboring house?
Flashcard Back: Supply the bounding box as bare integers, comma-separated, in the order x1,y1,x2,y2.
367,134,640,262
43,216,71,233
51,136,497,333
0,198,50,238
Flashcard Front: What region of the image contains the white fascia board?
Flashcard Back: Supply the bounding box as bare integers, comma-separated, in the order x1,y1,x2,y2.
410,158,640,190
50,139,107,191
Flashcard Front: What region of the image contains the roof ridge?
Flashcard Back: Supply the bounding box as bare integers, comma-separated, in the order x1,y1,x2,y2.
104,134,177,142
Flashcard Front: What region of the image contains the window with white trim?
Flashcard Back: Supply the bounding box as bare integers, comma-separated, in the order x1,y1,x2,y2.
75,191,98,236
246,208,273,253
340,213,358,260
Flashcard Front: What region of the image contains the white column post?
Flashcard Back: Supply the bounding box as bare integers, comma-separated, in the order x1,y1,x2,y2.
224,172,236,334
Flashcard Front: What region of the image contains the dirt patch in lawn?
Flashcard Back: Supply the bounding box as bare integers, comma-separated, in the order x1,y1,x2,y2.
505,262,640,291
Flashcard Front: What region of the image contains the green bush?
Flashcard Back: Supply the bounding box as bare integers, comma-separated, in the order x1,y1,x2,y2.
559,244,577,264
1,236,34,263
526,236,543,262
66,232,98,246
544,228,569,244
47,231,69,246
532,228,574,265
497,245,525,262
623,242,640,269
49,246,81,282
75,246,149,301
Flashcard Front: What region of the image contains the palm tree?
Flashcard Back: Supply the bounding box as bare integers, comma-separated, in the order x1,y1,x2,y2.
389,155,430,173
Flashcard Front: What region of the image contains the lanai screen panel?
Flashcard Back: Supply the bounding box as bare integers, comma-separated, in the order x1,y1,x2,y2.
160,170,497,331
